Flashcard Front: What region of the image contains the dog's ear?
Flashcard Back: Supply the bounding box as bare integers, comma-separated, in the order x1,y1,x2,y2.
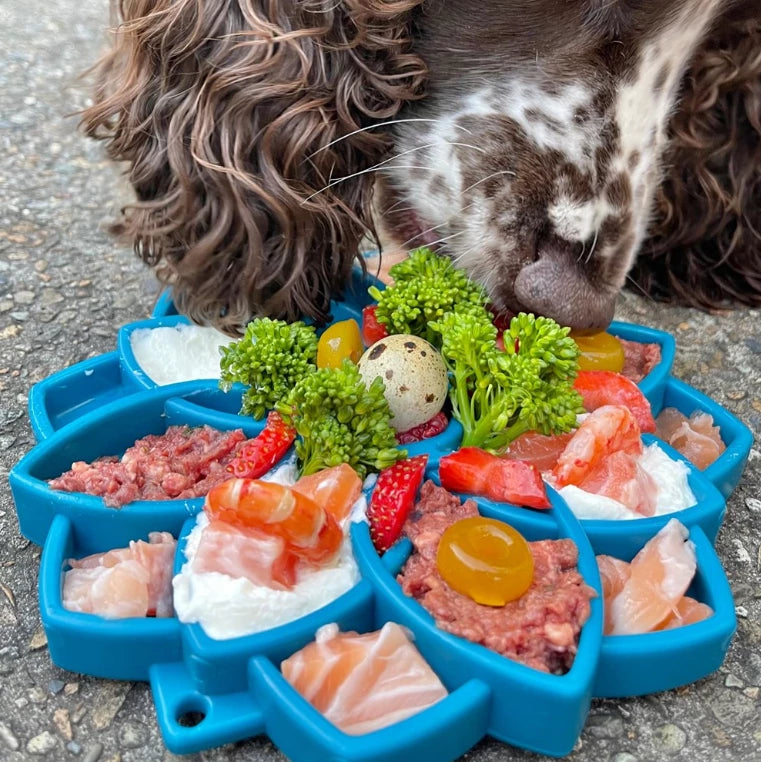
81,0,425,332
632,5,761,309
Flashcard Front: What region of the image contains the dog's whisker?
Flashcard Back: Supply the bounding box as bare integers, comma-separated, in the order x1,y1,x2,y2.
314,138,486,189
585,230,599,264
303,165,429,202
308,118,474,158
396,221,450,250
398,224,465,251
420,230,467,249
625,274,658,304
460,169,517,196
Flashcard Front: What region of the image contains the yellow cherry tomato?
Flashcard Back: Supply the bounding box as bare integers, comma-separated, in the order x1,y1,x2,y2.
571,330,625,373
436,517,534,606
317,319,364,369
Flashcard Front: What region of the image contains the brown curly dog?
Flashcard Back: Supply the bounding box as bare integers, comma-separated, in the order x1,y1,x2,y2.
80,0,761,332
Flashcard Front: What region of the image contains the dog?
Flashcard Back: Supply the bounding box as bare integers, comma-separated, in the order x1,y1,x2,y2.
81,0,761,333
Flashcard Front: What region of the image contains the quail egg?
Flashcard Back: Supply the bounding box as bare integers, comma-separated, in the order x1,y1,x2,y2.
358,333,449,432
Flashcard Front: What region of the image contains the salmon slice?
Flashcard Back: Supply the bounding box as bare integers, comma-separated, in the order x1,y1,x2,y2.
281,622,448,735
608,519,696,635
293,464,363,523
579,450,657,516
63,532,176,618
553,405,642,488
191,519,298,590
596,554,632,635
655,408,726,470
502,431,574,473
657,596,714,629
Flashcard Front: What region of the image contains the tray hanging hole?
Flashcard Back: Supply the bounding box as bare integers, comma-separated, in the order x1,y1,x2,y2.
175,697,209,728
176,709,205,728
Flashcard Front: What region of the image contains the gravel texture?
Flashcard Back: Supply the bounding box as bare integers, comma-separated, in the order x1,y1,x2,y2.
1,2,760,761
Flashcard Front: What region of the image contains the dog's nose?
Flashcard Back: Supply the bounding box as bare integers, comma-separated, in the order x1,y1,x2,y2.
513,244,616,332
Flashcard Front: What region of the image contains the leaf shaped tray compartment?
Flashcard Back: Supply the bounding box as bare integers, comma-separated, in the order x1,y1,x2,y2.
10,269,752,760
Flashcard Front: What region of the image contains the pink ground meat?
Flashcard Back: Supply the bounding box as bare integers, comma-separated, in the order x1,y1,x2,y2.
398,481,596,674
49,425,248,507
619,339,661,383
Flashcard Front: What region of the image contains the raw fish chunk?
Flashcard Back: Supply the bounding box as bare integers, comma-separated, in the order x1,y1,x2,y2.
608,519,696,635
502,430,574,473
281,622,448,735
579,450,657,516
655,408,726,470
191,519,298,590
63,532,176,618
596,555,632,634
657,596,714,629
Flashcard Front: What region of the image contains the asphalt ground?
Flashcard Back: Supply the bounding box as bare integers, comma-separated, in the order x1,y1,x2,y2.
1,2,760,761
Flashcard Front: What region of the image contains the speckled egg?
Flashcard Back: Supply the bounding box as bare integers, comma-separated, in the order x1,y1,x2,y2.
358,334,449,432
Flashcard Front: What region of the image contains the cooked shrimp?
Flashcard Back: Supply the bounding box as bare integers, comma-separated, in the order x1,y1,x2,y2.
552,405,642,487
205,478,342,563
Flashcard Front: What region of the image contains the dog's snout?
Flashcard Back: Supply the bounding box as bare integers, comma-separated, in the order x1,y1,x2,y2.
513,242,616,332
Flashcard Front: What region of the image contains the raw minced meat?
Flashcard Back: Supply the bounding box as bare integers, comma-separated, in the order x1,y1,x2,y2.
49,425,248,507
619,339,661,383
398,481,596,674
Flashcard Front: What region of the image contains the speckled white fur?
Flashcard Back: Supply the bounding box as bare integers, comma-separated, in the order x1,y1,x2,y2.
388,0,724,298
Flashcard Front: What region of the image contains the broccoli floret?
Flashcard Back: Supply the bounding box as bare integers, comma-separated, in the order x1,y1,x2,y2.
219,318,318,419
431,311,584,452
368,247,487,346
277,360,405,478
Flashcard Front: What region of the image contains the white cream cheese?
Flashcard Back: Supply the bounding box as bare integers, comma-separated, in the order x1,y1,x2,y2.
558,442,696,521
130,324,234,385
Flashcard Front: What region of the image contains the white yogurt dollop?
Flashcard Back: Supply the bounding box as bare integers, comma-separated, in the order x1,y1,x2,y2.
130,325,234,385
558,442,696,521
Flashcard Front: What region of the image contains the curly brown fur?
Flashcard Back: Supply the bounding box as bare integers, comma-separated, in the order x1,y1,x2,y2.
80,0,425,333
633,3,761,309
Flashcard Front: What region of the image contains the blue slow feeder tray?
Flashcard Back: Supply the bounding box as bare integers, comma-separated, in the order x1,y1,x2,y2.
27,267,376,443
10,267,752,760
468,434,728,560
38,514,183,681
11,382,260,552
592,523,736,698
147,493,602,759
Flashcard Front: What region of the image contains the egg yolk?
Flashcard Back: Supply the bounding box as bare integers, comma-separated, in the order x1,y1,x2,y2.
436,517,534,606
317,319,364,369
571,330,625,373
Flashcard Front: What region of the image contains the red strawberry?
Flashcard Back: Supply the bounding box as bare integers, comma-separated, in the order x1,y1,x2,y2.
438,447,550,509
396,412,449,444
361,304,389,347
574,370,656,433
367,455,428,553
227,411,296,479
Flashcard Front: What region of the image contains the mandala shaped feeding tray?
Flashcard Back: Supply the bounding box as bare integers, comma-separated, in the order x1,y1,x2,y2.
10,268,752,760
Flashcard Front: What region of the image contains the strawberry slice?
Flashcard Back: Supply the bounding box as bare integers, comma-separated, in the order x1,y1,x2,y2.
361,304,389,347
367,454,428,553
438,447,550,509
396,412,449,444
226,411,296,479
574,370,656,433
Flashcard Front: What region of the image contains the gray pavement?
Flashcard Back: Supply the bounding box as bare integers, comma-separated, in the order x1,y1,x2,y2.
1,2,760,760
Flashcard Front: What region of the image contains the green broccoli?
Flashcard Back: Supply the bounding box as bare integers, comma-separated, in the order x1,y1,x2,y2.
277,360,405,478
219,318,318,419
368,247,487,346
430,310,584,452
